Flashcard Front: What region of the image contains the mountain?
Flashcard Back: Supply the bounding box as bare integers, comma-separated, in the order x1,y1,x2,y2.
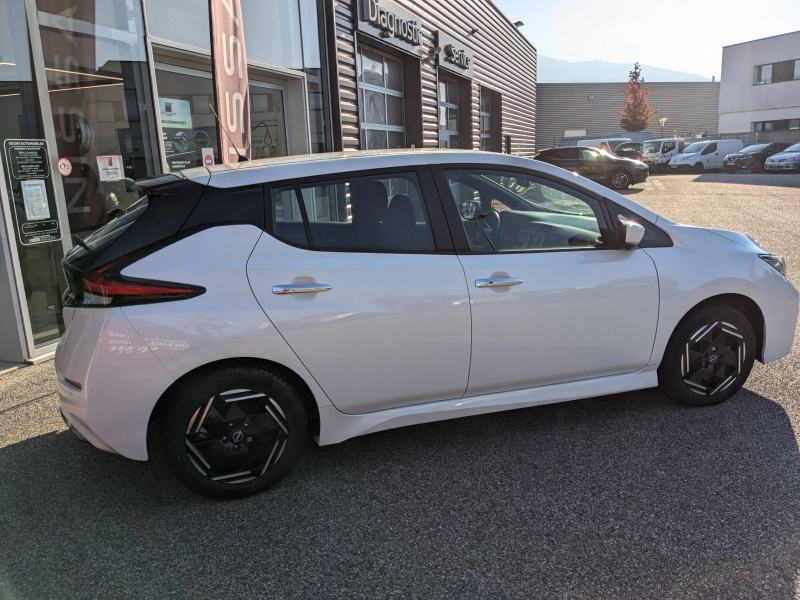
537,56,712,83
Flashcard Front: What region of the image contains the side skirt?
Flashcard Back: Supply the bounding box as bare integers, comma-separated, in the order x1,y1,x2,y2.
317,366,659,445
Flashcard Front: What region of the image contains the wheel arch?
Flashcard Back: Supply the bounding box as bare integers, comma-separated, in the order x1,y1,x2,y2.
662,293,765,363
147,357,321,455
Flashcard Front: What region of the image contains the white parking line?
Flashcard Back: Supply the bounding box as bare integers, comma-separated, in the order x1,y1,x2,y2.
653,180,665,190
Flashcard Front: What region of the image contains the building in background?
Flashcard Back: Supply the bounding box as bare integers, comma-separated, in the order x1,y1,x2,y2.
0,0,536,363
718,31,800,135
536,82,720,149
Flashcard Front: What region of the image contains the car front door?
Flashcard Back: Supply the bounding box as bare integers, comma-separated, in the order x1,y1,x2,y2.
434,166,660,397
247,168,472,413
701,142,718,168
578,148,607,181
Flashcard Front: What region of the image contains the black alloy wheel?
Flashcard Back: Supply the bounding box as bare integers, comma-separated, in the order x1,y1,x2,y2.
659,303,756,407
163,365,307,499
610,170,630,190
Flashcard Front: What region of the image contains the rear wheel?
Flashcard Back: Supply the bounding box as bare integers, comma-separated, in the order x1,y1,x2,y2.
658,303,756,407
610,170,630,190
162,365,308,499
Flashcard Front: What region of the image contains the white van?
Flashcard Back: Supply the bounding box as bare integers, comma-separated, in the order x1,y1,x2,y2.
642,138,685,170
668,139,744,172
577,138,632,154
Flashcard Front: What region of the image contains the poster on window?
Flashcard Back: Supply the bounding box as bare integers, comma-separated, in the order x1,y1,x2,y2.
96,155,124,182
159,98,196,172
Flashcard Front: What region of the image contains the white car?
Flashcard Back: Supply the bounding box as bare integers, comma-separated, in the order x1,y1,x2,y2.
56,150,798,499
765,143,800,173
669,139,744,172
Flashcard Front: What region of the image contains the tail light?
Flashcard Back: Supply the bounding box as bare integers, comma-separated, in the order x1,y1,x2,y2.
65,253,205,308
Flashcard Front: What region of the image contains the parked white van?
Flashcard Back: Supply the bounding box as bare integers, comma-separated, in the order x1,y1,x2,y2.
668,139,744,173
577,138,632,154
642,138,685,171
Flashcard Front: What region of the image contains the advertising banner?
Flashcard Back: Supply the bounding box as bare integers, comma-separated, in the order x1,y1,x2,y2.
210,0,250,163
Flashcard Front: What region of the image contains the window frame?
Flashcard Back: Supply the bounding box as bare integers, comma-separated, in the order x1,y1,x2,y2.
357,46,406,149
264,166,453,254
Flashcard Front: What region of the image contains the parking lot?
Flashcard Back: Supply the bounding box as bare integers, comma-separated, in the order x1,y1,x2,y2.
1,172,800,599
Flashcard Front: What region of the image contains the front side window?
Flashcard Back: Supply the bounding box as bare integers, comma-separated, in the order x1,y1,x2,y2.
662,141,676,154
271,172,434,252
701,143,717,156
358,48,405,150
444,170,606,253
581,149,602,161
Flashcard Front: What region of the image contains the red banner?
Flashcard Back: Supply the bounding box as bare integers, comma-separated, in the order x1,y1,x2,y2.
210,0,250,163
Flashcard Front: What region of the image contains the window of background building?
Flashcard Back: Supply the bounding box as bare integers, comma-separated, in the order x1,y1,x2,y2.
249,81,289,159
480,88,492,151
439,73,461,149
754,118,800,132
146,0,330,154
37,0,161,238
754,59,800,85
0,1,66,348
358,47,405,150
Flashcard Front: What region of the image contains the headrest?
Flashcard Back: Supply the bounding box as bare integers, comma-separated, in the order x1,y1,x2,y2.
349,180,388,224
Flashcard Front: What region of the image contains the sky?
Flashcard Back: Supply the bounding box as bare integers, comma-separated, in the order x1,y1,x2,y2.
492,0,800,80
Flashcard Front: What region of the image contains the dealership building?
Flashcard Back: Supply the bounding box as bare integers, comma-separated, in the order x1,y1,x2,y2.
0,0,536,363
718,30,800,135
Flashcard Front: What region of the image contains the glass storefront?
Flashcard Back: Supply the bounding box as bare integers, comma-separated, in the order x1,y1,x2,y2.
358,47,405,150
249,82,288,160
480,88,491,151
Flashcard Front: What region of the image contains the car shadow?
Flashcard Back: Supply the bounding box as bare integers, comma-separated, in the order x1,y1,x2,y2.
1,388,799,598
618,187,644,195
665,172,800,188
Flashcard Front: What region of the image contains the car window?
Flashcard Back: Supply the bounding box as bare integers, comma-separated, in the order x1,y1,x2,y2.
701,143,717,155
616,144,639,153
662,141,676,154
444,169,606,253
271,172,435,252
684,143,707,154
581,149,602,161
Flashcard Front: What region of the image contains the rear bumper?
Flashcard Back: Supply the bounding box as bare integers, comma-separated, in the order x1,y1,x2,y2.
55,307,175,461
633,170,648,183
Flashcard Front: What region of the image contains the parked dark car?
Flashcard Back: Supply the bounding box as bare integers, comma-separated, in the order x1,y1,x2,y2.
613,141,643,161
723,142,792,173
534,146,649,190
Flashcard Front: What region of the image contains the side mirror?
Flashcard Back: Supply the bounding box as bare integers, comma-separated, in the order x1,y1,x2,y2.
617,216,645,249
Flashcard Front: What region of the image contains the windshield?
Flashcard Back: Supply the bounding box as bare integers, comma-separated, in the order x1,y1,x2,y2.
741,144,768,153
643,142,660,154
784,143,800,153
683,143,708,154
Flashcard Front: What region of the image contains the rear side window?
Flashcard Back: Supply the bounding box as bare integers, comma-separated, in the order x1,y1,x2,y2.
270,172,435,252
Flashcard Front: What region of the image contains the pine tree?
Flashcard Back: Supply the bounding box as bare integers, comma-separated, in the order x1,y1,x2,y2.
616,63,659,132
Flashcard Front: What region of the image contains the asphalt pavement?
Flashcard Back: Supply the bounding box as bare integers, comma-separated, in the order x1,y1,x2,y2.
1,172,800,599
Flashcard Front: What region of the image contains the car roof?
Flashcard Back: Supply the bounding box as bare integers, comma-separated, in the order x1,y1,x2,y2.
179,148,659,222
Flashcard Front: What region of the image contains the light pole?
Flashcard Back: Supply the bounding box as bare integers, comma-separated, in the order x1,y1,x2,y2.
659,117,668,138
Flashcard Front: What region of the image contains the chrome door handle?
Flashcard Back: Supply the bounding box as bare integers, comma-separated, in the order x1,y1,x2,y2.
272,283,332,295
475,277,523,288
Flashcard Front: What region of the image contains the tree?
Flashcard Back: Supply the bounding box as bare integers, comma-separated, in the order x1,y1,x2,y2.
616,63,659,132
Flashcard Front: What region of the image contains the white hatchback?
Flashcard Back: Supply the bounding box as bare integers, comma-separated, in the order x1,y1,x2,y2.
56,150,798,498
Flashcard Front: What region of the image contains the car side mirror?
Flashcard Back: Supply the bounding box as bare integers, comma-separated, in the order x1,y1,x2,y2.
617,216,645,249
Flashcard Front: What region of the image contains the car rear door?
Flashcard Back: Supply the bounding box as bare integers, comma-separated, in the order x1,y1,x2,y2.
247,167,472,414
433,165,660,397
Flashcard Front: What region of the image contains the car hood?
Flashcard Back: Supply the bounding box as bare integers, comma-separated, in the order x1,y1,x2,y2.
768,151,800,160
702,227,766,252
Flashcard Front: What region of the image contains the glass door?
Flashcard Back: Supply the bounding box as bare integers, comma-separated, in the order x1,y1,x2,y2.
438,73,460,149
249,81,289,159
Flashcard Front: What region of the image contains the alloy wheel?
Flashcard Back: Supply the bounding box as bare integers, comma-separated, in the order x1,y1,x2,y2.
184,389,289,484
681,321,745,396
611,172,630,189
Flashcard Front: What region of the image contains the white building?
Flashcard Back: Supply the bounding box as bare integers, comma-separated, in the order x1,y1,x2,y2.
718,31,800,134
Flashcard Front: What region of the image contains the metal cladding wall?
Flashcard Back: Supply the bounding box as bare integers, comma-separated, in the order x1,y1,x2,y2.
333,0,537,155
536,82,721,149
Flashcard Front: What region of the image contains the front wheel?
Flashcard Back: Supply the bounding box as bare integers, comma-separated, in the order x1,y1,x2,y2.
609,170,631,190
658,303,756,407
693,162,705,174
162,365,308,499
751,161,763,173
724,168,736,174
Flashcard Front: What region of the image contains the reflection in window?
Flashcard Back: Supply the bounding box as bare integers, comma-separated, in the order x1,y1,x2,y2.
250,85,288,159
145,0,211,50
358,47,405,150
438,73,461,149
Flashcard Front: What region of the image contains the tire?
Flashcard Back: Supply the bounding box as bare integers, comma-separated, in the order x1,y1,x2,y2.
751,161,763,173
724,168,736,174
610,170,631,190
162,365,308,499
658,303,756,407
693,162,705,174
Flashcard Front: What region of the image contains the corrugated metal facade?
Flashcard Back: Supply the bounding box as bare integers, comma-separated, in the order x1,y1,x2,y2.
333,0,537,156
536,82,720,149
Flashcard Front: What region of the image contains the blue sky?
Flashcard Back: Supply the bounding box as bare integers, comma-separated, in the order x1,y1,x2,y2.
492,0,800,80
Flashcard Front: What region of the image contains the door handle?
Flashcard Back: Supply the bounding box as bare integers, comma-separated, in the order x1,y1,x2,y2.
272,283,332,295
475,277,523,288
